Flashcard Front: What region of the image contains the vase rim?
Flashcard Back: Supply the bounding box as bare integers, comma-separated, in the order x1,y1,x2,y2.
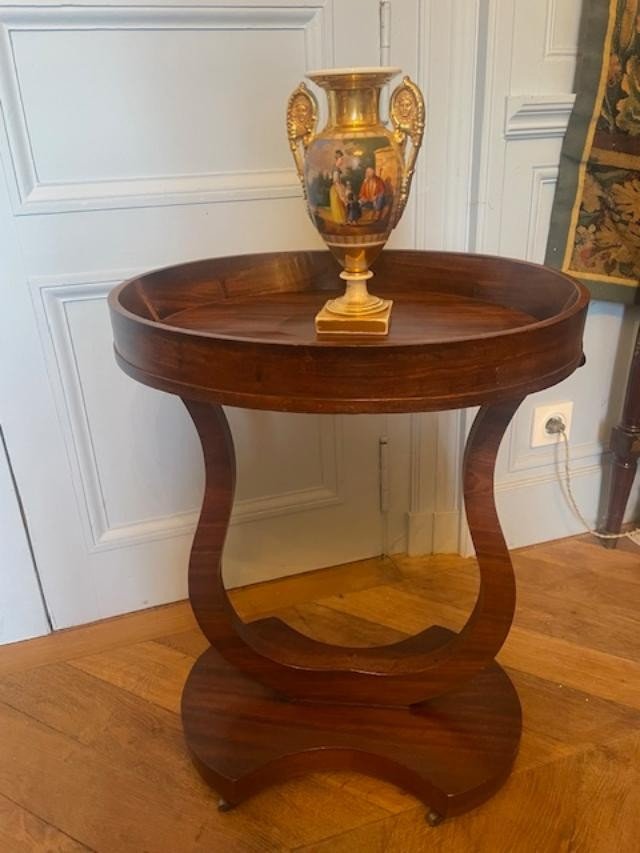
306,66,401,88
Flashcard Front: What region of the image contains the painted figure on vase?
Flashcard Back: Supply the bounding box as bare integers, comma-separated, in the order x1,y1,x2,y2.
304,137,398,234
346,192,362,224
359,166,386,220
330,150,347,224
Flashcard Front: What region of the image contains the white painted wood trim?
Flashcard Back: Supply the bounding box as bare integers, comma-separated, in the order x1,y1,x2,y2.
469,0,517,255
525,165,560,261
407,413,435,556
0,158,100,630
433,411,466,554
407,0,484,556
31,273,345,553
544,0,579,59
410,2,580,556
0,2,333,214
504,94,576,140
416,0,482,252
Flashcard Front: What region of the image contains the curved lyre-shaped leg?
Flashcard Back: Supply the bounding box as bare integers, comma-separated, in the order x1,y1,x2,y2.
455,398,524,670
183,398,522,708
182,399,522,817
182,401,241,650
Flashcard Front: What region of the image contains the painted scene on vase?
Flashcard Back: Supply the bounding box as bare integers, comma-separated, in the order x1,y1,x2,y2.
304,137,399,235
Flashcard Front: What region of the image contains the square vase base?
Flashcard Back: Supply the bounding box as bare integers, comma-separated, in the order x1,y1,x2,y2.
315,299,393,336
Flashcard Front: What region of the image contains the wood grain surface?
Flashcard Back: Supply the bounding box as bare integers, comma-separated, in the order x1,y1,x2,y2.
0,539,639,852
178,394,526,817
182,637,521,821
107,249,589,822
182,398,521,707
109,250,589,413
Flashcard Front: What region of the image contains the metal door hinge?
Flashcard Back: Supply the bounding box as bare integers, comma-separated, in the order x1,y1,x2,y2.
379,1,391,66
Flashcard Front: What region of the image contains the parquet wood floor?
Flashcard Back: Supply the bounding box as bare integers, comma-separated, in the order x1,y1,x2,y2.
0,535,638,852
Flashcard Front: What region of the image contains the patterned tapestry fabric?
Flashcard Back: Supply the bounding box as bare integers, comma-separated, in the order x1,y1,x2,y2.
546,0,640,304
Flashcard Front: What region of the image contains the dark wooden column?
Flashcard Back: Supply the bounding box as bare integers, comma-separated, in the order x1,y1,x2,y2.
601,325,640,546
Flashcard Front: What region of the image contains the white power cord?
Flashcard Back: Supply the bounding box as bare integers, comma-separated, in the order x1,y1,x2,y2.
547,416,640,545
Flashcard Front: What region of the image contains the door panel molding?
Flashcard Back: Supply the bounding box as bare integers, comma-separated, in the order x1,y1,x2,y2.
411,0,485,555
0,2,332,214
544,0,580,59
31,273,343,553
525,164,559,262
1,0,413,632
504,94,576,140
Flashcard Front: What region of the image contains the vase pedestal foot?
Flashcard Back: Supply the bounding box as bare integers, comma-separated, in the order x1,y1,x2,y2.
181,639,522,823
315,299,393,335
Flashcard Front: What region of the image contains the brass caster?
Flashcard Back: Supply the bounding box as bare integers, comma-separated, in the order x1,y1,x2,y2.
218,798,234,813
426,809,444,827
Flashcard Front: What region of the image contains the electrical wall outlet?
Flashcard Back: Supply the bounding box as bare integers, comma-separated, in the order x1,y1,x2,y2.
531,401,574,448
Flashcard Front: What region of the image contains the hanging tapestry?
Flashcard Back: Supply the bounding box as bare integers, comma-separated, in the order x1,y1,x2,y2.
546,0,640,304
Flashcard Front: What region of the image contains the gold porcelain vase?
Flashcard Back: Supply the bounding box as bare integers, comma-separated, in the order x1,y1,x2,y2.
287,67,425,335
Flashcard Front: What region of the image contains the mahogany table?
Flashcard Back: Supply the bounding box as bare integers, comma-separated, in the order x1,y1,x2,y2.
109,250,588,825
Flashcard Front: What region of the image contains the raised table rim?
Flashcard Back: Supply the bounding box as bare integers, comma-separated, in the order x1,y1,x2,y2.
108,249,589,414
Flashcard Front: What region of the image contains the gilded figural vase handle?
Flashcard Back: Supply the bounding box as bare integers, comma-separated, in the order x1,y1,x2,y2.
287,67,426,336
389,76,426,228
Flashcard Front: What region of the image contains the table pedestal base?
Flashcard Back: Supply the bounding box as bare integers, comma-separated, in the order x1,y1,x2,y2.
110,250,588,825
181,628,522,823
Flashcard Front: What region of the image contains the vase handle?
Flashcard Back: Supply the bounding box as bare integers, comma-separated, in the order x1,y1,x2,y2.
286,83,318,209
389,76,426,227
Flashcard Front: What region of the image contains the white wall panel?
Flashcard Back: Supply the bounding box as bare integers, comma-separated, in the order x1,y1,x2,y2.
545,0,581,58
512,0,581,92
18,197,324,279
524,165,559,261
14,29,305,178
469,0,640,549
0,4,331,212
32,277,342,551
498,303,629,484
2,0,417,631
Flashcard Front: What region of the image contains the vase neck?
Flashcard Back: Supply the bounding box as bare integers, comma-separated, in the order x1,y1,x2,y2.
325,86,382,130
306,68,400,131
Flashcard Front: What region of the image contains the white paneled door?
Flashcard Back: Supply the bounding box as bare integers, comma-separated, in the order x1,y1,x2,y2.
467,0,628,550
0,0,420,636
0,434,49,643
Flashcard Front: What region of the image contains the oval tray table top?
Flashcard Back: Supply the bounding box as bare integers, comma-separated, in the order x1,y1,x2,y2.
109,250,589,414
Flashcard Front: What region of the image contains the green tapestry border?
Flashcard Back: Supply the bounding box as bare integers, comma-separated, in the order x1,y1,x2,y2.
545,0,640,304
575,275,640,305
